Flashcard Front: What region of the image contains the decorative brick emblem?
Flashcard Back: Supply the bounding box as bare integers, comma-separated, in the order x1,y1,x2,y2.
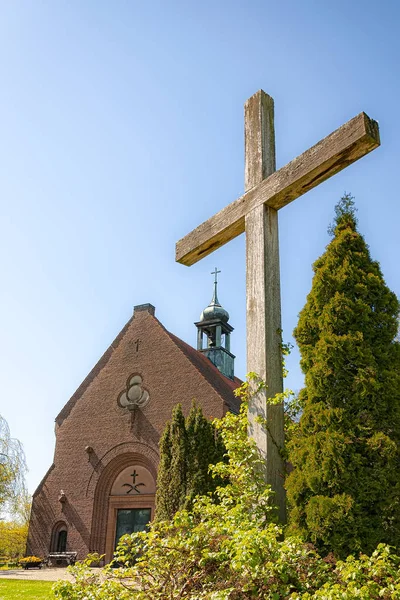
117,375,150,411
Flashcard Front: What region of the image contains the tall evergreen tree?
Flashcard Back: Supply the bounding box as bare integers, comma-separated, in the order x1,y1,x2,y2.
156,402,225,520
185,403,225,508
286,194,400,557
154,420,173,522
156,404,187,521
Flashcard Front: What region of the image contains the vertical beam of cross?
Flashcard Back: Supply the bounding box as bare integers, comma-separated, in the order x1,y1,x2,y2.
245,91,286,522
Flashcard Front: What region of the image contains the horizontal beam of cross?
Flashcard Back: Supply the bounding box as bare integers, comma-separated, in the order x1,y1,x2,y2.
176,112,380,266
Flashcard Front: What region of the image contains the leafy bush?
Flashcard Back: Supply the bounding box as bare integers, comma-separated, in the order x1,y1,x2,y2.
0,555,20,568
85,552,103,567
53,381,400,599
0,521,28,558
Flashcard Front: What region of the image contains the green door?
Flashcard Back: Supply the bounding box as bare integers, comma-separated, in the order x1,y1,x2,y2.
115,508,151,549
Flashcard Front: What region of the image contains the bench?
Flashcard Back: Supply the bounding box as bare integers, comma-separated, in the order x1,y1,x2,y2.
45,552,77,567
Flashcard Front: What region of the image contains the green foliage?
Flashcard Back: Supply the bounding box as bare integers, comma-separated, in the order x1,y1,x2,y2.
300,545,400,599
155,404,187,521
0,521,29,559
185,402,225,508
155,402,225,520
84,552,104,567
12,489,32,526
0,414,27,518
53,384,400,598
287,194,400,557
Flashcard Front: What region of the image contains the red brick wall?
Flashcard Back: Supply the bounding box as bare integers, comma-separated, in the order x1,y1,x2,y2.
27,307,238,560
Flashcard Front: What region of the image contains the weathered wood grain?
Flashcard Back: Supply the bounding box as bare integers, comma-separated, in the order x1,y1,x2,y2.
176,111,380,266
245,90,276,189
246,205,286,519
245,91,286,523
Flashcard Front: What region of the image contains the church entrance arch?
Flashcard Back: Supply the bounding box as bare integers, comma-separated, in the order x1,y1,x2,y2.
106,464,156,560
90,453,156,563
50,521,68,552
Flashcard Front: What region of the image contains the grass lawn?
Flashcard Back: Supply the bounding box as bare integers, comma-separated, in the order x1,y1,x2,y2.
0,579,54,600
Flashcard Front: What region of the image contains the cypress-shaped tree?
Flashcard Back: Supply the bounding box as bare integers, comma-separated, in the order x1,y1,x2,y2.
154,420,173,522
156,402,225,520
286,194,400,557
155,404,187,521
185,402,225,508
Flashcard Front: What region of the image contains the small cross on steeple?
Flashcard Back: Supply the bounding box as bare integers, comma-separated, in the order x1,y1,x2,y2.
210,268,221,305
211,267,221,284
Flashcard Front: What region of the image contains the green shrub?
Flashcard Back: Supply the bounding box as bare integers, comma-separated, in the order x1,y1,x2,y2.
85,552,104,567
53,381,400,599
287,195,400,557
0,521,29,559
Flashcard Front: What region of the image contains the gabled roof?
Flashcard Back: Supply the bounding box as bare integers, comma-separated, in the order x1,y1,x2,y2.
55,310,241,426
55,316,134,425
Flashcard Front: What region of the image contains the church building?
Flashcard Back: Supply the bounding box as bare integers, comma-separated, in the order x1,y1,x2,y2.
27,279,240,563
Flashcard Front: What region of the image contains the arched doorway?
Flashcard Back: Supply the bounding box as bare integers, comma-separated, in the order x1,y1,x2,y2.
105,463,156,561
50,521,68,553
91,452,157,562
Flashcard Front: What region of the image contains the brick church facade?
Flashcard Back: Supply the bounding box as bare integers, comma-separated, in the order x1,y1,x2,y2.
27,297,240,563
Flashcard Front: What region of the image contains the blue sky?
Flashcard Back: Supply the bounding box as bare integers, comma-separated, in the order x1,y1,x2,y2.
0,0,399,496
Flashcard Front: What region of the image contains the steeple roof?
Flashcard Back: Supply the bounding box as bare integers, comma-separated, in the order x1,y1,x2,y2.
199,267,230,323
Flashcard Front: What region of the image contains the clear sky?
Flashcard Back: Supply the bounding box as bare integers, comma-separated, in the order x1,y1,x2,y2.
0,0,399,497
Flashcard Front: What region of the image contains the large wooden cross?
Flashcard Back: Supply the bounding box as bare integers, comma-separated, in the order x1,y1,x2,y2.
176,90,380,522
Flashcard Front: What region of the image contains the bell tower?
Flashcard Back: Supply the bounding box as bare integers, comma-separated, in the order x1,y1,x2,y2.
195,268,235,380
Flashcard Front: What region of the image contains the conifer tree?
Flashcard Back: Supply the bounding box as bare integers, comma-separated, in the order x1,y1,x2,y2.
156,404,187,521
156,402,225,520
154,420,173,522
286,194,400,557
185,403,225,508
